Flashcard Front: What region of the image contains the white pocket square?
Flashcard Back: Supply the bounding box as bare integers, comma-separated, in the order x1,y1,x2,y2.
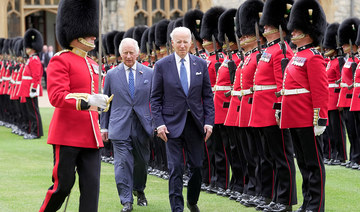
196,72,202,75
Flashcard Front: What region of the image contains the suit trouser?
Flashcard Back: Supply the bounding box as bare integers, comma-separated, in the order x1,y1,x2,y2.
201,134,215,185
342,108,360,162
290,127,325,212
166,112,204,212
259,126,297,205
113,114,150,204
212,124,230,189
327,110,347,161
39,145,101,212
24,97,43,137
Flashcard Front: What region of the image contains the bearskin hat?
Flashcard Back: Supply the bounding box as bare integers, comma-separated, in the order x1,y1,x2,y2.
323,23,340,50
338,18,360,46
114,31,125,57
239,0,264,36
14,38,24,57
218,8,237,43
140,28,150,54
123,27,136,39
102,34,109,55
0,38,4,53
356,24,360,46
2,39,10,54
133,25,148,50
167,20,176,43
148,24,158,51
174,17,184,28
200,6,225,42
260,0,293,34
155,19,170,47
287,0,327,46
235,7,242,38
24,28,43,53
183,9,204,42
105,31,119,55
11,37,22,54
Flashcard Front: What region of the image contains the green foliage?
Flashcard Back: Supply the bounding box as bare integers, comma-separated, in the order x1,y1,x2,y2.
0,108,359,211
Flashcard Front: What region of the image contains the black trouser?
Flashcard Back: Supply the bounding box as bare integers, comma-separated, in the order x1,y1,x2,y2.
24,97,43,137
201,134,215,186
290,127,325,212
342,108,360,162
39,145,101,212
259,126,297,205
351,111,360,164
212,124,230,189
327,110,347,161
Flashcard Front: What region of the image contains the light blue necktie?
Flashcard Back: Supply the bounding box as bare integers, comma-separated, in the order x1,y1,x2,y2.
128,67,135,99
180,58,188,95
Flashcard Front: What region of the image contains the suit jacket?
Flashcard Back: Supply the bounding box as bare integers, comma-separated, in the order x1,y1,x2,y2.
150,53,215,138
100,62,154,140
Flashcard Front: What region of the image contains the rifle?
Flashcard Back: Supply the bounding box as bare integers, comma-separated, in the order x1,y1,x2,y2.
146,42,152,67
152,41,158,65
192,33,199,56
225,34,236,85
255,22,263,63
336,35,345,74
234,17,244,62
101,46,110,72
212,35,221,73
349,39,357,77
279,25,289,76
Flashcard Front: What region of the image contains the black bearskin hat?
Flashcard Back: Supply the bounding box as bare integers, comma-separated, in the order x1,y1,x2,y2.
323,23,339,50
148,24,158,51
102,34,109,55
235,7,242,38
133,25,148,50
239,0,264,36
287,0,327,46
114,31,125,57
123,27,136,39
218,8,237,43
2,39,10,54
106,31,119,55
260,0,293,34
338,18,360,46
14,38,24,57
174,17,184,28
183,9,204,42
356,25,360,46
140,28,150,54
56,0,99,49
200,6,225,42
0,38,5,54
167,20,176,43
155,19,170,47
24,28,44,53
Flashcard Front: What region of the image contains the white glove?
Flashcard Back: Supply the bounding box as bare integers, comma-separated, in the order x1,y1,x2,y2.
314,125,326,136
29,91,37,98
88,94,109,109
275,109,281,120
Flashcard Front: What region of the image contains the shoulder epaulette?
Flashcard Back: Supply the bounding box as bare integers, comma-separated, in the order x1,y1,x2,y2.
54,49,70,57
310,48,321,55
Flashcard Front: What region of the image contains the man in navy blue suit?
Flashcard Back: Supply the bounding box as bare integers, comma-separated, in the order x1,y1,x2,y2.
101,38,154,212
150,27,215,212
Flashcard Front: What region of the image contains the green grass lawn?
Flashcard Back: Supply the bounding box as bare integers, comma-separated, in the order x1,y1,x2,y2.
0,107,360,211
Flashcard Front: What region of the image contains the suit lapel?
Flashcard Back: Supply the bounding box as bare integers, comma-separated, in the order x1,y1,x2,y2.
135,62,143,96
169,54,183,92
188,54,197,93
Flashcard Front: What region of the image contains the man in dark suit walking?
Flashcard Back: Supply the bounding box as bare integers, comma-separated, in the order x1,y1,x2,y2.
101,38,154,212
150,27,215,212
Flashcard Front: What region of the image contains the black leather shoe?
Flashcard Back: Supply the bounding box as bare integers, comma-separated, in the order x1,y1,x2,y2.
323,158,330,164
206,185,218,194
346,161,354,168
341,161,350,166
133,191,148,206
351,162,359,169
216,187,225,196
121,202,133,212
329,159,341,165
294,206,305,212
222,188,232,197
186,201,200,212
240,195,255,206
229,191,241,200
263,202,292,212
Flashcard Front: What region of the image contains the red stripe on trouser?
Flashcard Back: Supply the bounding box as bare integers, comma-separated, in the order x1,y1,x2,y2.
281,130,293,206
222,142,228,189
313,134,324,212
39,145,61,212
338,111,347,160
31,98,40,137
182,148,186,165
205,143,211,183
328,138,331,160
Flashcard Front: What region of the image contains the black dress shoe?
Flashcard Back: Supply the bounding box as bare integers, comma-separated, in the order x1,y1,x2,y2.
133,191,148,206
229,191,241,200
263,202,292,212
341,161,350,166
294,206,305,212
186,201,200,212
216,187,225,196
242,195,260,207
121,202,133,212
346,161,354,168
222,188,232,197
329,159,341,165
206,185,218,194
323,158,330,164
351,162,359,169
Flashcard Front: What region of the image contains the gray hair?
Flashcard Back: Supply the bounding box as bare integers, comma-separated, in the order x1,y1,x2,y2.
170,27,191,41
119,38,139,54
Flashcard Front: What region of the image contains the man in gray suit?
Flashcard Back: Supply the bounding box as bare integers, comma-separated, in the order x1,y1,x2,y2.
100,38,154,212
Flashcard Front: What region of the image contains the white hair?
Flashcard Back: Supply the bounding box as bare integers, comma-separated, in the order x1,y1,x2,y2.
170,27,192,41
119,38,139,54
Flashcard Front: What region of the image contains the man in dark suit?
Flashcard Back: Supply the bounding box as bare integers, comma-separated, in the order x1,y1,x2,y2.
150,27,215,212
101,38,154,212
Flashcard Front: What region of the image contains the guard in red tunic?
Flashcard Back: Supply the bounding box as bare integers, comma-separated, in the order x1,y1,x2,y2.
322,23,347,166
279,0,328,211
249,1,297,211
337,18,360,169
39,0,112,211
17,28,44,139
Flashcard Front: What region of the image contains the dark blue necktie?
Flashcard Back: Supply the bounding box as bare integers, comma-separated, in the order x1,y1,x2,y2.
180,58,188,95
128,67,135,99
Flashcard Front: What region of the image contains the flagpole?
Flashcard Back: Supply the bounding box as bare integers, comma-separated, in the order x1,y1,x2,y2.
98,0,103,93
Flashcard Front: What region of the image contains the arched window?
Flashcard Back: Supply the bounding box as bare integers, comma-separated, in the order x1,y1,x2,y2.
7,0,21,37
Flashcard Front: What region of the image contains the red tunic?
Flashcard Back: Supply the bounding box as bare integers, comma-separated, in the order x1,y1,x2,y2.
351,61,360,111
214,52,242,124
17,55,43,98
280,46,328,129
9,63,18,99
46,50,103,149
1,62,11,95
238,49,258,127
206,52,226,88
14,63,25,100
224,64,241,126
326,58,341,110
249,41,293,127
337,57,359,107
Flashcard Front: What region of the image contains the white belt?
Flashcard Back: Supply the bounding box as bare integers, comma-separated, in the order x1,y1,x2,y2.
253,84,277,91
329,83,339,88
10,79,15,84
231,89,252,97
340,83,349,88
214,85,232,91
211,87,215,92
2,77,11,80
281,88,310,96
22,76,33,80
15,81,21,85
354,83,360,87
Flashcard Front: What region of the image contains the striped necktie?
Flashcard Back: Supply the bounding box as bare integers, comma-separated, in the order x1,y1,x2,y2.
128,67,135,99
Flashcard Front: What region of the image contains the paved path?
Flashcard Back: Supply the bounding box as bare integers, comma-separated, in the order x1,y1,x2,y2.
39,89,53,108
